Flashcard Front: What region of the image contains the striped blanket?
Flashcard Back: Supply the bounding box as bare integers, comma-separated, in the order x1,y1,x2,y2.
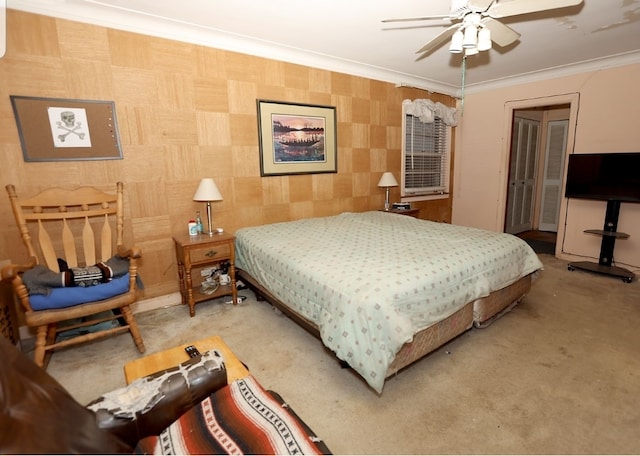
135,375,331,455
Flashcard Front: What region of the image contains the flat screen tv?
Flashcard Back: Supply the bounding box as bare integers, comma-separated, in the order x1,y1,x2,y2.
565,152,640,203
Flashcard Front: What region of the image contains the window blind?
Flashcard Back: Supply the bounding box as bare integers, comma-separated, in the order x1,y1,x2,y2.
403,114,448,195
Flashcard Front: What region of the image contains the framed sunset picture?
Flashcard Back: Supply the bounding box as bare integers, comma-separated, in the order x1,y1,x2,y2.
257,99,337,176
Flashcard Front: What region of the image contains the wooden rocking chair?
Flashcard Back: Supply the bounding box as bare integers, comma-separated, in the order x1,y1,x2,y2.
1,182,145,368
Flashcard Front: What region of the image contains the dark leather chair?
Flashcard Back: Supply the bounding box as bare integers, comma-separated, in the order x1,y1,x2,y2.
0,336,227,454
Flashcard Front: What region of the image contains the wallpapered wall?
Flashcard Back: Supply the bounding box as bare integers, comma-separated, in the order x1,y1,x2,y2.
0,10,456,303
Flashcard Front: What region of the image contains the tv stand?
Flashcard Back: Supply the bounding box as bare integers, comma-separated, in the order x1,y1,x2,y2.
568,200,635,283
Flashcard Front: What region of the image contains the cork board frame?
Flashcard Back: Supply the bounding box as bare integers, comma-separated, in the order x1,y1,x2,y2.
10,95,123,162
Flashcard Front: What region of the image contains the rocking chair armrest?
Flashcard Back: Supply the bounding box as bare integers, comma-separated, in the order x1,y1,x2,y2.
87,350,227,448
0,257,38,282
117,244,142,260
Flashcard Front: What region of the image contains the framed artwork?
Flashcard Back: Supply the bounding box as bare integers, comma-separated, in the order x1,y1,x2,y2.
10,95,123,162
257,99,337,176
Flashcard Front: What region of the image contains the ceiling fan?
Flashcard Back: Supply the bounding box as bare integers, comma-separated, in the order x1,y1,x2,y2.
383,0,583,60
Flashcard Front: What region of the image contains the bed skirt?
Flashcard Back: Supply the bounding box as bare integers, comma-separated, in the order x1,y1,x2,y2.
472,273,534,328
386,302,474,377
237,269,534,386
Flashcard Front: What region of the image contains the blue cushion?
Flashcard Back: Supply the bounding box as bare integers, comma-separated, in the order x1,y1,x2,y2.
29,273,131,311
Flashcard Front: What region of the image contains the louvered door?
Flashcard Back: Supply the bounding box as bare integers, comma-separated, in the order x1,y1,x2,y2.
539,120,568,232
505,117,540,234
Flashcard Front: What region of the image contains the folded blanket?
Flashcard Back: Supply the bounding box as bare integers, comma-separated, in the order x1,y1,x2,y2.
22,255,130,296
135,375,331,455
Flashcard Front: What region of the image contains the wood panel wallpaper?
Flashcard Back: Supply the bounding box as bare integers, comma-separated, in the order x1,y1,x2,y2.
0,10,456,303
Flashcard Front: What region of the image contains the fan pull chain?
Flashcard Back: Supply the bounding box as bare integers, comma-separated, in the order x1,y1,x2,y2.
461,56,467,115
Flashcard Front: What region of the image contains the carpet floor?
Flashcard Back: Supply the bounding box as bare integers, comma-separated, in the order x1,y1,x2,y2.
42,254,640,454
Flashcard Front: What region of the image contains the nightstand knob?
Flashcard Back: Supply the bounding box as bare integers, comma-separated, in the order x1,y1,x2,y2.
205,250,217,257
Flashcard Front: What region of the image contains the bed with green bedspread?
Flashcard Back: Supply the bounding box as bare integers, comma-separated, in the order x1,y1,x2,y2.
235,211,542,393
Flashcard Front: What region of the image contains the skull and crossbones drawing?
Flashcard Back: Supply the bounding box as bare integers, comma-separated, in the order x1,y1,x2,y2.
56,111,86,142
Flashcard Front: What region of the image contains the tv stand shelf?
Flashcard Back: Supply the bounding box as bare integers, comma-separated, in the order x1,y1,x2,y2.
582,229,629,239
567,200,635,283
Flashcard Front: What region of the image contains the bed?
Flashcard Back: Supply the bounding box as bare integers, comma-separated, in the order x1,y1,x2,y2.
235,211,543,393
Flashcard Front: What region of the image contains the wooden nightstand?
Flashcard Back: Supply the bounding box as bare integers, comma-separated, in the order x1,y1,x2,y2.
380,208,420,218
173,232,238,317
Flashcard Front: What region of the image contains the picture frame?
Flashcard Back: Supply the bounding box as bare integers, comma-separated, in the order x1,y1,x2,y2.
10,95,123,162
257,99,337,176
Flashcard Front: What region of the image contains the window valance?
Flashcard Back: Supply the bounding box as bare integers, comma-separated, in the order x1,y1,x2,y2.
402,99,458,126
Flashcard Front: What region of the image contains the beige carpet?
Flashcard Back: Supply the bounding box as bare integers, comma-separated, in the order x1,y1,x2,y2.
41,254,640,454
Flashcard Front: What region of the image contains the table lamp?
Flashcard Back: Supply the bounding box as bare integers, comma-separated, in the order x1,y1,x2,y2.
377,172,398,211
193,178,223,235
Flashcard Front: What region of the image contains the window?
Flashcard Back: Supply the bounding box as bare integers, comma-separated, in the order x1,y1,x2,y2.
401,99,456,200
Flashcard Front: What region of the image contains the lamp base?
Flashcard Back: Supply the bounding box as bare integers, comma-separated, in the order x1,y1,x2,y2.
205,201,215,236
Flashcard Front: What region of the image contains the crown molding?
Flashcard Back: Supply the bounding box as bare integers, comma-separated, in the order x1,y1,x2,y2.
5,1,460,96
8,1,640,99
461,50,640,96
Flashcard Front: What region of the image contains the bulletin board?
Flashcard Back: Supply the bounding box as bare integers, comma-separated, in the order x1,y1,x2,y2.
10,95,123,162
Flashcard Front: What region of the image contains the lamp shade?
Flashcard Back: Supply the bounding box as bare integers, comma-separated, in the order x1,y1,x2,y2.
477,27,492,51
193,178,223,201
465,46,479,56
462,24,478,49
449,30,464,54
377,172,398,188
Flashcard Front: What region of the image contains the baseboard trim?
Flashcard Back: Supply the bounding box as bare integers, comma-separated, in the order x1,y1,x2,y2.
131,292,181,314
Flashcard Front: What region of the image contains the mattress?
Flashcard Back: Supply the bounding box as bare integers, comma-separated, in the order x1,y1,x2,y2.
235,211,542,393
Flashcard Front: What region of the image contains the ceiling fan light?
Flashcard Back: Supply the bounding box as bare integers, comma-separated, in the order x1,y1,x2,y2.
449,30,463,53
477,27,492,51
465,47,479,56
462,25,478,48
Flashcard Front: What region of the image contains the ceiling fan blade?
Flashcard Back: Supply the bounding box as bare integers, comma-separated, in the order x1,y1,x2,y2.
482,17,520,47
467,0,495,13
415,24,458,56
415,52,431,62
488,0,583,18
382,15,451,23
383,23,455,31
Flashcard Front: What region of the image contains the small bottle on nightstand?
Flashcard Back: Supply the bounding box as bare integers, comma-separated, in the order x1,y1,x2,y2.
195,211,204,234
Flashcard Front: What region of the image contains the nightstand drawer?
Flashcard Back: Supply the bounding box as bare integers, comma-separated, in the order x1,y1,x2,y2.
190,243,231,263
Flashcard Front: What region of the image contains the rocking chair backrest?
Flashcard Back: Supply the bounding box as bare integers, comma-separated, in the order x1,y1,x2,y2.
5,183,125,273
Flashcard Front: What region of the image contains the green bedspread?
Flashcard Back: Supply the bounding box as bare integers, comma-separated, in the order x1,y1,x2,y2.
235,211,543,393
